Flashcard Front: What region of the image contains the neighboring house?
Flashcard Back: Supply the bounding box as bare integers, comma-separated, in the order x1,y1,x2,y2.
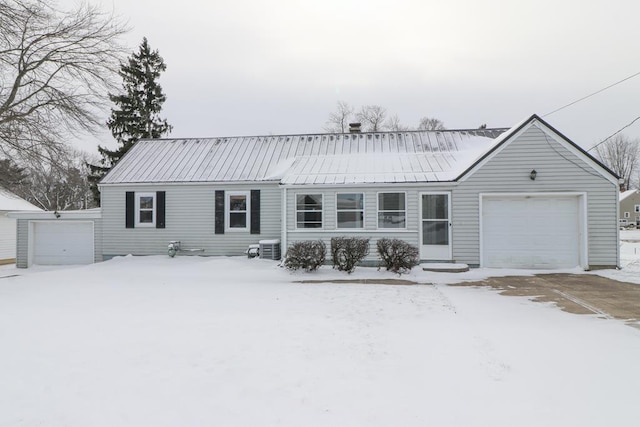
619,189,640,227
12,114,621,269
0,187,41,264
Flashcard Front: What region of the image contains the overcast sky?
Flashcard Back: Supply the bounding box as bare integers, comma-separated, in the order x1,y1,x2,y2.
76,0,640,152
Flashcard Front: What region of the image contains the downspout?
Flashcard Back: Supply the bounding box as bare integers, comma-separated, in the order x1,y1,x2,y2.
282,185,287,257
616,183,620,269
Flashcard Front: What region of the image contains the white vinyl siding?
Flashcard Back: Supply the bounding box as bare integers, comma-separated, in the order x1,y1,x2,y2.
100,183,281,258
0,214,16,261
454,124,617,268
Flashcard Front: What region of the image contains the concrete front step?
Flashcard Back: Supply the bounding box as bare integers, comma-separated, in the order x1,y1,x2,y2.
421,263,470,273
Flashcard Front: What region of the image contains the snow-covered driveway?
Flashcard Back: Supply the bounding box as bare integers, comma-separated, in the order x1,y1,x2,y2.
1,256,639,426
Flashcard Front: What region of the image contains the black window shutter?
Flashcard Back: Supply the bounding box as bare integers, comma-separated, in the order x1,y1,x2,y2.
215,190,225,234
250,190,260,234
125,192,135,228
156,191,166,229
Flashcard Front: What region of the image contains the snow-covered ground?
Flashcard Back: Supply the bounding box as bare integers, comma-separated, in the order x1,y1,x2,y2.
1,242,640,426
595,229,640,284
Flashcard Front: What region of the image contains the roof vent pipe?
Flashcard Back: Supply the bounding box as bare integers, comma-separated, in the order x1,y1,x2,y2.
349,122,361,133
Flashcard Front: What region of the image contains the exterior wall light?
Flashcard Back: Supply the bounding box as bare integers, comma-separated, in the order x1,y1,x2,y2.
530,169,537,180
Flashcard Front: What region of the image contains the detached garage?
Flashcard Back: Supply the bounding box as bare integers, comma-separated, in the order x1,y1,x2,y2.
9,210,102,268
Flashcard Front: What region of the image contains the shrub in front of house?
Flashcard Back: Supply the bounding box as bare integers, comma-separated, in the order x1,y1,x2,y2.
376,238,419,274
283,240,326,272
330,237,370,273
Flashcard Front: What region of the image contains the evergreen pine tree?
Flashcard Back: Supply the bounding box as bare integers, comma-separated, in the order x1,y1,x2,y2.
88,37,171,203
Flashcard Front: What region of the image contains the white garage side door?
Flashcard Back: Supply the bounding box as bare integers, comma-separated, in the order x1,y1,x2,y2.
482,196,581,269
32,221,94,266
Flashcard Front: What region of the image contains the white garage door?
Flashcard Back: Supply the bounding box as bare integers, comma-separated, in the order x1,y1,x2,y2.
482,196,581,268
32,221,94,266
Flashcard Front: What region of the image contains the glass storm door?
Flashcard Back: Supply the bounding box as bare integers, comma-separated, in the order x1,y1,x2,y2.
420,193,451,260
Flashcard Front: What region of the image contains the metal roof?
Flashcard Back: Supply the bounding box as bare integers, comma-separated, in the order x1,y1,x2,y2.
101,128,509,185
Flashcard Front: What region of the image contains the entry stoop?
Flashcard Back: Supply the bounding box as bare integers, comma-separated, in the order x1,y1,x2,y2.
421,263,470,273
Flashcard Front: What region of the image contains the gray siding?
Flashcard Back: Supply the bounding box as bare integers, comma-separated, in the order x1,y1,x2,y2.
284,185,451,261
101,183,281,257
16,219,28,268
453,125,618,268
93,218,103,263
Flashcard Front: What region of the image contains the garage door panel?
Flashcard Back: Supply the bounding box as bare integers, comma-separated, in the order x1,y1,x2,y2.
482,196,580,269
32,222,94,265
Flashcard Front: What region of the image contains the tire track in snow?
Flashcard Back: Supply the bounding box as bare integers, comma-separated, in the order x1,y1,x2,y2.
434,283,512,381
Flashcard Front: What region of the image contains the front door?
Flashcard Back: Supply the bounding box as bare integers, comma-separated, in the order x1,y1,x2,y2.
420,193,451,260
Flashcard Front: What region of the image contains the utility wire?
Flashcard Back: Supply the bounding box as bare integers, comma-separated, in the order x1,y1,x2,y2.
543,70,640,117
587,115,640,152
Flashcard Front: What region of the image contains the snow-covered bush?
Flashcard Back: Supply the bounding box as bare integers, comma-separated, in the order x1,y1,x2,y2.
283,240,326,272
330,237,370,273
376,238,419,274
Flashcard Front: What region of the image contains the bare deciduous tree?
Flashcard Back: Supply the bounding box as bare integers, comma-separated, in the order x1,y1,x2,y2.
15,147,97,210
324,103,446,133
594,135,639,191
385,114,410,131
417,117,446,130
324,101,354,133
357,105,387,132
0,0,127,162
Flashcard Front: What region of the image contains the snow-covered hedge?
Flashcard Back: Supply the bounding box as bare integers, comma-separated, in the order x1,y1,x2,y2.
330,237,370,273
283,240,326,272
376,238,419,274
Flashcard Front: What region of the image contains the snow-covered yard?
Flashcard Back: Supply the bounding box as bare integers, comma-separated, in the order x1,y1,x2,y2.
1,243,640,426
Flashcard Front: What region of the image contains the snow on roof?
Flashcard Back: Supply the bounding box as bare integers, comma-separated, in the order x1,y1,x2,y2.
0,187,41,211
620,189,639,201
101,128,509,185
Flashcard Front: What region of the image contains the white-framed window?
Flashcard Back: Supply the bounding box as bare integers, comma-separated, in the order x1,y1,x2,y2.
620,219,628,225
377,192,406,229
336,193,364,229
226,191,250,231
624,212,630,218
296,194,323,228
135,192,155,227
635,205,640,213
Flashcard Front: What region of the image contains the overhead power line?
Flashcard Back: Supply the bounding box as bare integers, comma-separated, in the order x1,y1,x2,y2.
587,115,640,152
543,70,640,117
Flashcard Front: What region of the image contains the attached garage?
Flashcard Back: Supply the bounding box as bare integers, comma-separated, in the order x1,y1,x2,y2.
481,194,586,269
30,221,95,266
